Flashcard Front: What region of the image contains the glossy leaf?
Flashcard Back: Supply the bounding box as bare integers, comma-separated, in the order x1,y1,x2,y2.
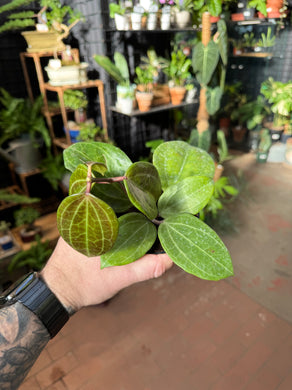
124,162,160,220
126,162,161,200
91,179,132,213
206,86,223,115
57,193,118,257
153,141,215,190
158,176,214,218
158,214,233,280
63,142,132,175
100,213,157,268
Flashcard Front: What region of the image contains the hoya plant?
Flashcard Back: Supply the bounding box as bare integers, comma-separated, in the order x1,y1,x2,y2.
57,141,233,281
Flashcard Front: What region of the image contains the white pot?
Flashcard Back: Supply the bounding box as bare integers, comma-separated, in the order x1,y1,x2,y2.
116,84,136,114
160,13,171,30
114,13,130,30
131,12,142,30
185,87,197,102
139,0,152,12
45,63,88,86
175,10,191,28
147,13,157,30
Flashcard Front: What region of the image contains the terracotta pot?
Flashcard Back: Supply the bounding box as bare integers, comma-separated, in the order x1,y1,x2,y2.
135,92,153,112
232,126,247,143
169,86,186,105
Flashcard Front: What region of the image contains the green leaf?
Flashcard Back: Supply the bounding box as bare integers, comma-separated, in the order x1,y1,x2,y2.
57,193,119,257
69,164,87,195
91,179,132,213
217,20,228,66
158,176,214,218
206,86,223,115
126,162,162,200
153,141,215,190
63,142,132,175
192,41,220,86
100,213,157,268
207,0,222,16
158,214,233,280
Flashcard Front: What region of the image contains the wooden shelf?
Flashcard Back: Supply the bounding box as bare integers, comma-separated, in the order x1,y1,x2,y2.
233,52,273,58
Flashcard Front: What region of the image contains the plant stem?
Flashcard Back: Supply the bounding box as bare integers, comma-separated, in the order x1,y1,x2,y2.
91,176,127,184
152,218,163,225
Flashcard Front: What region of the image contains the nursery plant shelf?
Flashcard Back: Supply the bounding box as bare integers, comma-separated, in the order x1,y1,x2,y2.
233,53,273,58
110,100,198,117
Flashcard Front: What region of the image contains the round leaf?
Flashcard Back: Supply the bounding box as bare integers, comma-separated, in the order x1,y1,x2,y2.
153,141,215,190
158,176,214,218
126,162,162,200
63,141,132,175
57,193,118,257
158,214,233,280
100,213,157,268
92,180,132,213
124,179,158,220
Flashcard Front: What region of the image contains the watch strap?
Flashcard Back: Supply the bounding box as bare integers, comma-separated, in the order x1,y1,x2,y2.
6,272,69,338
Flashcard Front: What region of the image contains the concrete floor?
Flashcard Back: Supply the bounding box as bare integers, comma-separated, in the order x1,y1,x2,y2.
19,153,292,390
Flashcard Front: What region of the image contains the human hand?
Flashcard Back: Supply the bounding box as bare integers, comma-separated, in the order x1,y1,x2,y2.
41,237,173,313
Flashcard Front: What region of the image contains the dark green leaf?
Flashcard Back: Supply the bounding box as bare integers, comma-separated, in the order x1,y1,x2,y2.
153,141,215,190
192,41,220,86
57,193,118,256
91,180,132,213
217,20,228,66
124,162,160,220
158,176,214,218
63,142,132,175
100,213,157,268
206,86,223,115
158,214,233,280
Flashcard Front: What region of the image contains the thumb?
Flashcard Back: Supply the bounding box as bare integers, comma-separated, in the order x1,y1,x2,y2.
119,253,174,288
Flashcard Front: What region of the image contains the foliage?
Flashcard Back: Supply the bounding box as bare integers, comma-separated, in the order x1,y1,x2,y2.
0,88,51,148
257,27,275,48
188,128,211,151
260,78,292,129
8,235,52,272
14,207,40,229
56,141,234,281
162,48,192,87
93,52,131,87
109,2,126,18
242,32,257,49
0,0,83,34
192,0,225,18
219,82,248,117
140,49,169,83
135,66,154,93
192,19,228,115
248,0,267,16
173,0,194,11
77,122,111,143
231,95,271,130
63,89,88,110
0,220,11,234
39,152,67,190
0,189,40,204
258,128,272,153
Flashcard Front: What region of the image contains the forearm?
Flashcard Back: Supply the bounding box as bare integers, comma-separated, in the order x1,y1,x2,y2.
0,301,50,390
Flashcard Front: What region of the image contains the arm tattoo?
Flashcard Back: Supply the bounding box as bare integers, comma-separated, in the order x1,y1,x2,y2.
0,302,50,390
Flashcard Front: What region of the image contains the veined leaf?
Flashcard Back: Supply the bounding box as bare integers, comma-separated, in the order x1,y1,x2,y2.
69,164,87,195
57,193,118,257
206,86,223,115
100,213,157,268
153,141,215,190
217,19,228,66
192,41,220,86
158,176,214,218
158,214,233,280
63,142,132,175
124,162,160,220
91,180,132,213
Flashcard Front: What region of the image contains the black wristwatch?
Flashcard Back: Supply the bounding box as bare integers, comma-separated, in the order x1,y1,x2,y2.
0,272,70,338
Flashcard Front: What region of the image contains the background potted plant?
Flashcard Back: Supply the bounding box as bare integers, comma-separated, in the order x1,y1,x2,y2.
173,0,194,28
109,1,131,30
134,65,154,111
14,206,42,243
163,47,192,105
94,52,136,115
0,88,51,173
255,27,276,53
0,0,84,52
